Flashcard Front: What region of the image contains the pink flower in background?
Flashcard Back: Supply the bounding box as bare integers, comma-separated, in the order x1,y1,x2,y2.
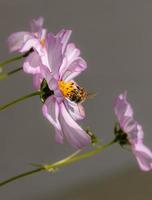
114,91,152,171
41,33,91,149
8,17,47,88
8,16,46,53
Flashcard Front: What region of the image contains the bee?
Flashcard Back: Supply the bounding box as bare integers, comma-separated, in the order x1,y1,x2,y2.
67,84,96,103
58,81,96,104
67,85,87,103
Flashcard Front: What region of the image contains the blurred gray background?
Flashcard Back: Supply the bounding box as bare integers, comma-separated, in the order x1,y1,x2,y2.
1,0,152,199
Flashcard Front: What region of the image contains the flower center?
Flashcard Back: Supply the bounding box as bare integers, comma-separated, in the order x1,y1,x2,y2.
40,38,45,47
34,32,46,47
58,81,87,103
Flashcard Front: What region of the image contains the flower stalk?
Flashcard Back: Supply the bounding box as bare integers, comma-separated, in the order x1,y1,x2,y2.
0,168,43,187
0,67,23,80
0,140,115,187
45,139,116,169
0,91,40,111
0,48,33,69
0,55,24,68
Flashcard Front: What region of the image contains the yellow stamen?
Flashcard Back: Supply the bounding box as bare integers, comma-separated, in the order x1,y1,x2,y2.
58,81,74,97
40,39,45,47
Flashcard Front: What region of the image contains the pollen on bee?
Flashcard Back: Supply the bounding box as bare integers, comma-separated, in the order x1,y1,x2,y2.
58,80,88,103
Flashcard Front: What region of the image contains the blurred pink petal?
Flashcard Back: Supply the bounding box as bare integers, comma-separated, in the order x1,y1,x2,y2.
8,17,47,54
23,51,42,74
114,91,152,171
30,16,44,33
133,143,152,171
33,73,43,90
7,32,33,52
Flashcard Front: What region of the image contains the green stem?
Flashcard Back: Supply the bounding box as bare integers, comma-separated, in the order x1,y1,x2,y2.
0,168,43,187
7,67,23,76
0,140,115,187
46,140,116,169
0,48,33,68
0,91,40,111
0,67,23,80
0,149,82,187
0,55,24,68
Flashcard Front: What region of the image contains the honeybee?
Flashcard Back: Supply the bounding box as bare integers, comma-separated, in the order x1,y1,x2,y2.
67,84,96,104
58,81,96,104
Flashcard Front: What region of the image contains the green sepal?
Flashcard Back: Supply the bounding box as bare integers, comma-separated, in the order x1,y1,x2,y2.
114,122,130,146
86,128,99,145
40,79,54,103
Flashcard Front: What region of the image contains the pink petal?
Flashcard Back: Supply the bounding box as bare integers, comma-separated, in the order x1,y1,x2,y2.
123,117,138,142
20,38,41,53
59,102,91,149
114,92,144,145
42,96,61,130
62,57,87,81
7,32,32,52
33,73,43,90
65,43,80,63
45,33,63,76
55,128,64,144
133,143,152,171
136,125,144,142
56,29,72,53
23,51,42,74
59,43,87,81
59,43,80,74
30,16,44,33
127,124,144,145
40,66,58,91
58,57,67,79
64,99,85,121
114,91,133,124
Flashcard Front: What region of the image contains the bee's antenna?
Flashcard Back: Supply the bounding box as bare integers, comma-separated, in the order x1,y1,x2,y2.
87,92,97,99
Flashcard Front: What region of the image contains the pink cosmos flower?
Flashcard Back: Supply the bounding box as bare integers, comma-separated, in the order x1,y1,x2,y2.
8,18,91,148
114,91,152,171
8,16,46,53
40,33,91,149
8,17,47,88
